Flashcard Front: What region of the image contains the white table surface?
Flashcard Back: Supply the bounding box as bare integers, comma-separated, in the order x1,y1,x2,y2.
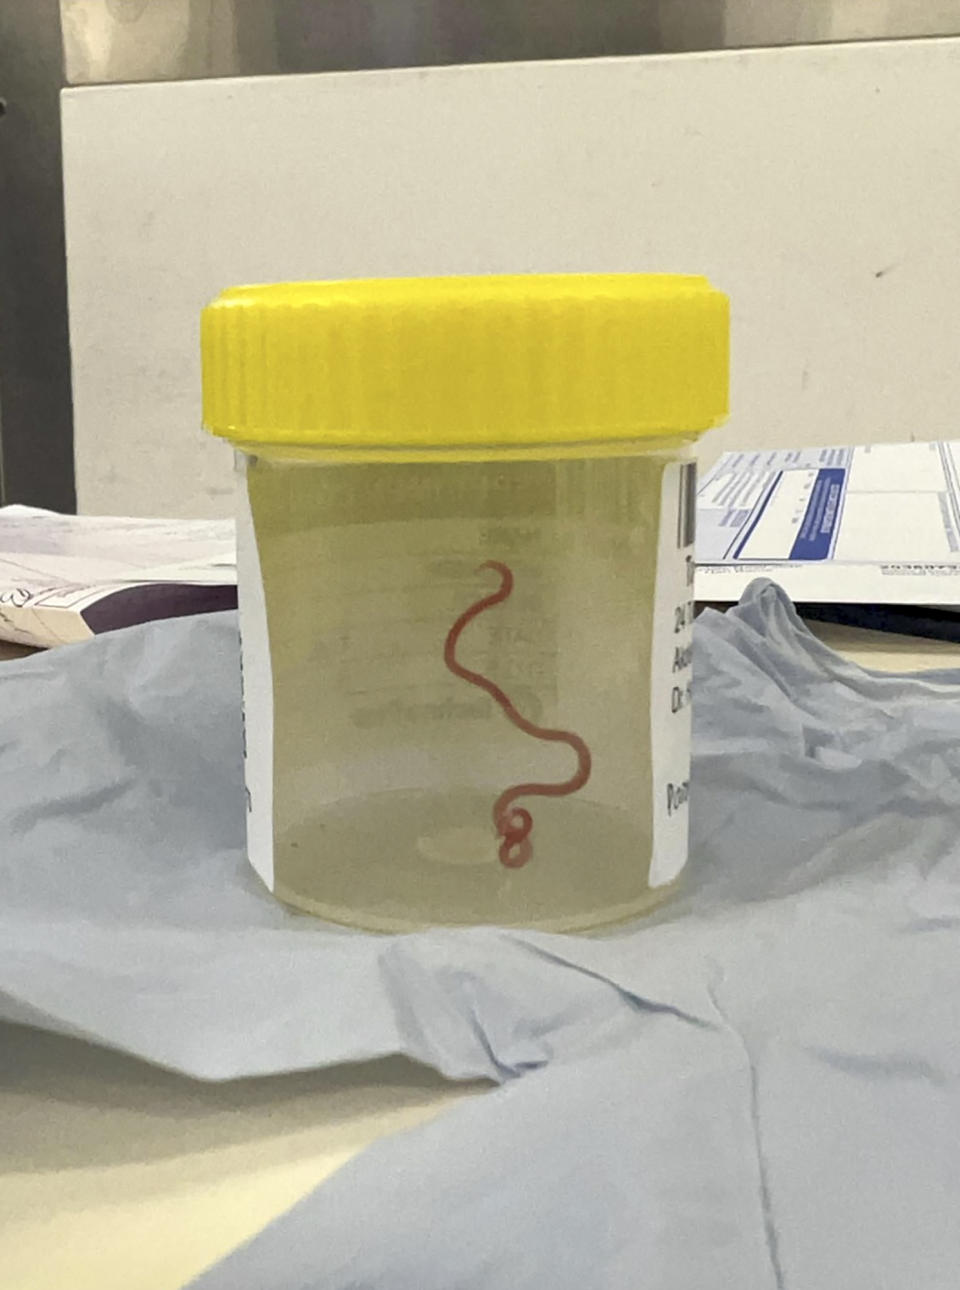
3,620,959,1289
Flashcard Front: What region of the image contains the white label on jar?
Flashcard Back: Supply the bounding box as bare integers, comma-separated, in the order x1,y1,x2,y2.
648,459,696,887
236,460,275,890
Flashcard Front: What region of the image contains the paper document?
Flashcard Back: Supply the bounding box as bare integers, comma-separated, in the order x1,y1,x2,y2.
696,441,960,605
0,506,236,648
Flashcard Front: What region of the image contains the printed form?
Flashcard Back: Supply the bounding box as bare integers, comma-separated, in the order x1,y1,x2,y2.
0,507,236,647
696,441,960,605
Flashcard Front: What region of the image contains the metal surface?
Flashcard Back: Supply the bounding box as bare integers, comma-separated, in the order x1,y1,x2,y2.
0,0,75,510
61,0,960,85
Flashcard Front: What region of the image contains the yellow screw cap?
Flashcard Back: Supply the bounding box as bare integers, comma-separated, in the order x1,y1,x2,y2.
202,274,728,450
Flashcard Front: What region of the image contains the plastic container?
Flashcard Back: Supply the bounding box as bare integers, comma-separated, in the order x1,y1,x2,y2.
202,275,728,931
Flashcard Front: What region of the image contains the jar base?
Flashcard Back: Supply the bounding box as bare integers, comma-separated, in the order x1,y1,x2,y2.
272,878,677,934
266,787,679,933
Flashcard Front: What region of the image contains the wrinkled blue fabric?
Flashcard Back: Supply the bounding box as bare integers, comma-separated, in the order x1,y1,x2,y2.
2,581,959,1288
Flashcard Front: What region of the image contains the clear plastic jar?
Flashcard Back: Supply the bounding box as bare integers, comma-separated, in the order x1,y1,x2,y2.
202,276,728,930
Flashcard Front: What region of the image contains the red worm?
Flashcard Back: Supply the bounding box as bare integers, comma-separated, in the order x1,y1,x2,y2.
443,561,592,869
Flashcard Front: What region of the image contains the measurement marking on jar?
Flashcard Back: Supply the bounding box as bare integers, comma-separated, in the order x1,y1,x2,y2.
444,561,592,868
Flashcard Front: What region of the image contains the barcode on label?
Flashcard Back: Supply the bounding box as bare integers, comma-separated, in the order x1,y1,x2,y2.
677,461,697,549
